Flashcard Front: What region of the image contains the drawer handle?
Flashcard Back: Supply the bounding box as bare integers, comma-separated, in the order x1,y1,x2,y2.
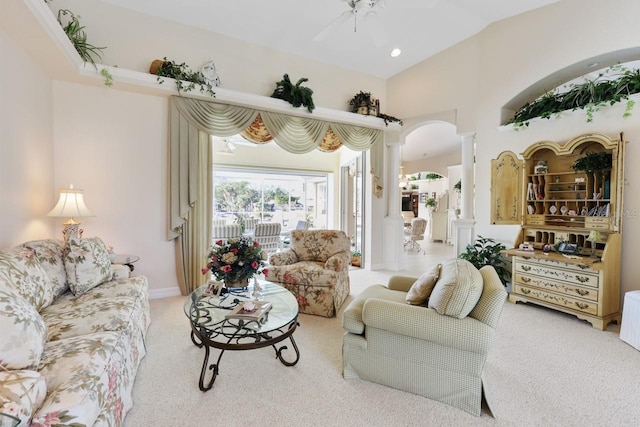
521,277,531,283
521,265,531,272
575,289,590,297
575,275,591,283
575,302,589,310
521,288,531,295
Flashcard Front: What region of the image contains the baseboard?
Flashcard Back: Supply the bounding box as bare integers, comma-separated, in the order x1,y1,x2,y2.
149,287,182,300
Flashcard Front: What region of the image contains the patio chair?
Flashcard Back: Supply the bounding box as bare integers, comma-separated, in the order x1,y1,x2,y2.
253,222,282,253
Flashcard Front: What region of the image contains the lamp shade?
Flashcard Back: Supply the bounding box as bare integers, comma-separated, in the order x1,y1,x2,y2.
47,185,93,219
586,230,606,243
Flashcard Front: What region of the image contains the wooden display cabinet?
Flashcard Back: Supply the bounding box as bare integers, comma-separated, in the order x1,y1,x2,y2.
502,133,625,330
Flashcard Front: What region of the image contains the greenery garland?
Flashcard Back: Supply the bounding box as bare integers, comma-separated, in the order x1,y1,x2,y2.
507,64,640,130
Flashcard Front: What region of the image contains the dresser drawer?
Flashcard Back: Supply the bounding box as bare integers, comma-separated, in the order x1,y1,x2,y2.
513,284,598,315
514,273,598,302
514,260,599,289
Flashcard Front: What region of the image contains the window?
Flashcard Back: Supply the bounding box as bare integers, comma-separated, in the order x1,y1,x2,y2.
213,167,329,230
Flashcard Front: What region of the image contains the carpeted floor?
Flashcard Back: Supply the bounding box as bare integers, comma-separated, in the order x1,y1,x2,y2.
125,264,640,426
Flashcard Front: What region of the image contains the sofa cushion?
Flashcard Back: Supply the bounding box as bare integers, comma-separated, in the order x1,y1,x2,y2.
22,239,69,300
0,370,47,427
342,284,407,334
290,230,350,262
428,259,483,319
0,282,47,370
0,246,54,311
406,263,441,306
64,237,113,296
34,332,126,427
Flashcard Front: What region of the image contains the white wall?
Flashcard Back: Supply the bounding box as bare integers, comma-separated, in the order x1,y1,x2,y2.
0,28,55,247
388,0,640,301
52,81,178,297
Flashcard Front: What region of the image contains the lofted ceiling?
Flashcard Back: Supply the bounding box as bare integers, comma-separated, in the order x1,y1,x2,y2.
101,0,560,80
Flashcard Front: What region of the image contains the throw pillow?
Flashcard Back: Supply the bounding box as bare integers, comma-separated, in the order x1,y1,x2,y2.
22,239,69,300
64,237,113,296
428,259,483,319
0,282,48,370
0,247,53,311
406,263,441,305
0,370,47,427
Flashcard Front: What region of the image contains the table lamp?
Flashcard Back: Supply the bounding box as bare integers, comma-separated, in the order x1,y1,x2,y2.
47,184,94,242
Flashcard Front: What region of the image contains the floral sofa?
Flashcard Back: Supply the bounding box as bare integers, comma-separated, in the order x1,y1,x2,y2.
265,230,350,317
0,237,150,427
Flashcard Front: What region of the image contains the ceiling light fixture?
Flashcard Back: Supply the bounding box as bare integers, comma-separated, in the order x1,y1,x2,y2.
390,48,402,57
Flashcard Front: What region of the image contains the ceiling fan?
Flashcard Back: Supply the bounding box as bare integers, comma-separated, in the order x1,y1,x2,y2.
313,0,439,46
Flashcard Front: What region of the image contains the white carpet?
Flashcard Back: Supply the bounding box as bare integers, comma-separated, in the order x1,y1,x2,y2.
125,269,640,426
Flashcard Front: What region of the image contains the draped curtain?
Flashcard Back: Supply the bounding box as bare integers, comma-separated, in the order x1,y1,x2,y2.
169,96,384,295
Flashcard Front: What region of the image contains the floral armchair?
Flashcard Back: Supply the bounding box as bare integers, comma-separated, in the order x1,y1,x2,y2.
265,230,351,317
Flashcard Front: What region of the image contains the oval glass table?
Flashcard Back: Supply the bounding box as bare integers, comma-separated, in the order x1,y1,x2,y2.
183,280,300,391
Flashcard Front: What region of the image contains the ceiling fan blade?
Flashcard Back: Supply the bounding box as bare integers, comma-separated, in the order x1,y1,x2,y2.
313,10,353,42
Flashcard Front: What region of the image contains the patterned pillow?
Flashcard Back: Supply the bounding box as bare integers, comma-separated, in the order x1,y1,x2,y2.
22,239,68,300
64,237,113,296
0,370,47,427
428,259,483,319
0,247,53,311
0,282,48,370
406,263,441,306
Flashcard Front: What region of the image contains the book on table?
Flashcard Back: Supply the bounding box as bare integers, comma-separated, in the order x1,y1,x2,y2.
225,300,272,323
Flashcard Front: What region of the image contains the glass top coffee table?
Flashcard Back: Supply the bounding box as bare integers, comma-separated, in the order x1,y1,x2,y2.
184,280,300,391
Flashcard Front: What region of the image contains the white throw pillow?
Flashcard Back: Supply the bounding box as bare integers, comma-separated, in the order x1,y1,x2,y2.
428,259,483,319
0,282,47,370
64,237,113,296
406,264,441,306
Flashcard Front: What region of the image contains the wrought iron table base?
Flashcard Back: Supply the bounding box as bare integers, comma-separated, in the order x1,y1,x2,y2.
190,322,300,392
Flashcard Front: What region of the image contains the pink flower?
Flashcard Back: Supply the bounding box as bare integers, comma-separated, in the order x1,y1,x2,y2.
251,260,259,269
253,241,260,247
215,240,223,246
231,248,239,254
262,268,269,276
201,267,208,275
222,265,232,273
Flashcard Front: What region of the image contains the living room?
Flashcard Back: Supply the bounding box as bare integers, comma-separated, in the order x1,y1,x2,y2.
2,0,640,425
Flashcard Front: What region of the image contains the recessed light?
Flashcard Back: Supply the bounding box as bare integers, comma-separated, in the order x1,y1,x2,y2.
586,62,599,68
390,48,402,58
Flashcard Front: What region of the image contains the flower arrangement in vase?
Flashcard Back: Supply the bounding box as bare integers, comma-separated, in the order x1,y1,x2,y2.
202,237,268,288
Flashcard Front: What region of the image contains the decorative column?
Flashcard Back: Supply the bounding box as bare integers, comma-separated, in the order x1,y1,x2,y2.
454,132,476,256
383,138,404,271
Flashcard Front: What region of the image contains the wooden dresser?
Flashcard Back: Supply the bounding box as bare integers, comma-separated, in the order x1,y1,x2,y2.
501,133,625,330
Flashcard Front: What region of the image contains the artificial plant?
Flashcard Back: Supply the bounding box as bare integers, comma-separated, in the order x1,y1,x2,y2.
271,74,315,113
153,58,216,97
507,64,640,129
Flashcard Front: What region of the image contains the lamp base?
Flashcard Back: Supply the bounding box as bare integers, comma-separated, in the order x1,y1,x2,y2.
62,218,83,243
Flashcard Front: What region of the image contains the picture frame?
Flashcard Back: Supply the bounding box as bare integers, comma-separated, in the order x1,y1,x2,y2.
534,164,548,174
204,280,223,297
419,193,427,203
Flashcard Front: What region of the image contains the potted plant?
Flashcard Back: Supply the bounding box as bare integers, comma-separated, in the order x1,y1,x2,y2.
150,57,216,97
425,198,437,210
572,151,612,197
202,236,268,288
349,91,378,115
458,235,511,286
351,250,361,267
271,74,315,113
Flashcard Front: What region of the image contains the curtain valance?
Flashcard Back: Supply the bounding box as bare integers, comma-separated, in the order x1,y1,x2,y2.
169,95,385,241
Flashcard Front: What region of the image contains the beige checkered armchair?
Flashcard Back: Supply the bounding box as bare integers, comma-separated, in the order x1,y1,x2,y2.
265,230,351,317
342,261,507,416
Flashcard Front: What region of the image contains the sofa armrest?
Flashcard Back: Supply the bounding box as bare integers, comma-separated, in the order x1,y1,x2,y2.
324,251,351,272
268,249,299,266
387,275,417,292
361,298,493,354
